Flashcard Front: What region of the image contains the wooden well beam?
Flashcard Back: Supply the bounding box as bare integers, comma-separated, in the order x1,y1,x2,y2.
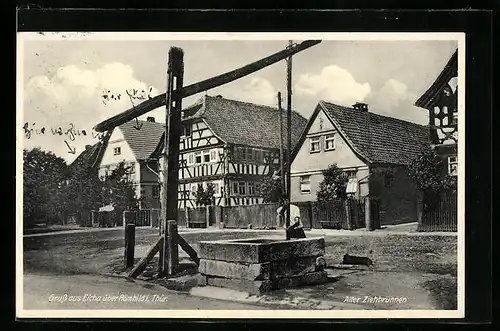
94,40,321,132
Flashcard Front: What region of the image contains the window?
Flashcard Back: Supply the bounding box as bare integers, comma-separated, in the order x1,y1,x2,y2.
187,153,194,165
238,182,246,195
248,182,256,195
346,172,358,195
152,185,160,198
113,147,121,155
325,134,335,150
129,162,135,174
448,156,458,176
256,150,264,163
300,176,311,194
212,182,219,195
309,137,320,153
195,151,202,164
203,151,210,163
452,111,458,125
191,184,197,197
241,148,247,161
233,182,239,195
182,124,191,137
210,150,217,161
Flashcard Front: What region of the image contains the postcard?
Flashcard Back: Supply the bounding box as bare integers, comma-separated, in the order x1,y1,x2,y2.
17,32,465,319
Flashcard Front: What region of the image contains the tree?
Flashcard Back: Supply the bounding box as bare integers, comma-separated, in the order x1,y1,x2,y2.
205,183,216,206
103,161,139,211
23,148,69,227
259,175,283,203
316,164,348,202
194,183,215,206
407,147,457,207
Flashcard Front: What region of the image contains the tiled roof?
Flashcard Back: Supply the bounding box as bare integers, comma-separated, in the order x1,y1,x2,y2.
119,120,165,160
319,101,430,165
184,95,308,149
415,49,458,109
68,130,112,176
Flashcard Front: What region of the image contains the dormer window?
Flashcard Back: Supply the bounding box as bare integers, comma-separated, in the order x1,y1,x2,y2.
113,147,121,156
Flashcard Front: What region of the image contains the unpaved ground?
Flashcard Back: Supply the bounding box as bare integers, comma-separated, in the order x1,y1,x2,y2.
23,227,457,310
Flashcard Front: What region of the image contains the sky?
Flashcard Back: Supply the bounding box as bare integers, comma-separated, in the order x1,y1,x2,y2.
19,34,458,163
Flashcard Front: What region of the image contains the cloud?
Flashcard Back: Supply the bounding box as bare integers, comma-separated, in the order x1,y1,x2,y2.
294,64,427,125
223,77,277,107
365,78,428,124
22,63,161,163
295,65,371,105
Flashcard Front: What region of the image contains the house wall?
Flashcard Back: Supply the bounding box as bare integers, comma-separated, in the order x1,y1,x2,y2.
291,168,370,203
369,165,418,225
99,128,139,181
138,160,161,209
291,108,368,202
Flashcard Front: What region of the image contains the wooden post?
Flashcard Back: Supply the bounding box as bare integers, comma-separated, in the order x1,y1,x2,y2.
129,236,164,279
161,47,184,277
185,207,190,228
285,40,293,240
158,219,164,274
416,190,424,231
124,223,135,268
345,199,352,230
205,205,210,228
166,220,179,275
122,211,127,229
365,196,372,231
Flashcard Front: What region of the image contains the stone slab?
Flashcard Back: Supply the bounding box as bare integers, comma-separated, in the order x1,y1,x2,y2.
206,277,273,295
198,237,325,263
199,259,271,280
273,271,329,290
205,270,328,294
271,256,319,278
199,256,322,280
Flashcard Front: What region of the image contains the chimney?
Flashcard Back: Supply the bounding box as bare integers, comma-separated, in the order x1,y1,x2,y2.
85,145,91,150
147,116,155,122
215,95,223,99
352,102,369,112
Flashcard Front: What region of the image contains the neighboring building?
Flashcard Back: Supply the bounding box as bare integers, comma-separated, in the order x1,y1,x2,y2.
414,49,458,176
151,95,308,208
97,117,164,209
290,101,430,225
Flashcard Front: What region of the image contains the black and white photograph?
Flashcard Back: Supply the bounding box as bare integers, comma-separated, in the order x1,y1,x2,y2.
16,32,464,318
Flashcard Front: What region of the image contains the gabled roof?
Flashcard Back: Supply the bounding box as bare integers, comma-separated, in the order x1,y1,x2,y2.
118,119,165,160
415,49,458,109
153,95,308,155
69,130,113,176
292,101,430,166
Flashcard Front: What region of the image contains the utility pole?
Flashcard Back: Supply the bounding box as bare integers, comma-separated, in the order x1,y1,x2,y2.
277,92,285,195
285,40,293,240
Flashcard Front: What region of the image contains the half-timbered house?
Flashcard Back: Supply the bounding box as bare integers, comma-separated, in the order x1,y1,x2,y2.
151,95,308,208
414,49,458,176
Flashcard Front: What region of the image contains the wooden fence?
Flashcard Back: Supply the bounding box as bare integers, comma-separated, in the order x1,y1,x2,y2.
180,198,380,230
419,195,457,232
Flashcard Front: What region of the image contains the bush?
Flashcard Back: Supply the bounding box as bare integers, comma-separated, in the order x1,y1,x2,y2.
317,164,348,202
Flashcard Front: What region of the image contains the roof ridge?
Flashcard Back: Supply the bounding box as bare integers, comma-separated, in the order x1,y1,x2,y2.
320,100,427,128
205,94,305,117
